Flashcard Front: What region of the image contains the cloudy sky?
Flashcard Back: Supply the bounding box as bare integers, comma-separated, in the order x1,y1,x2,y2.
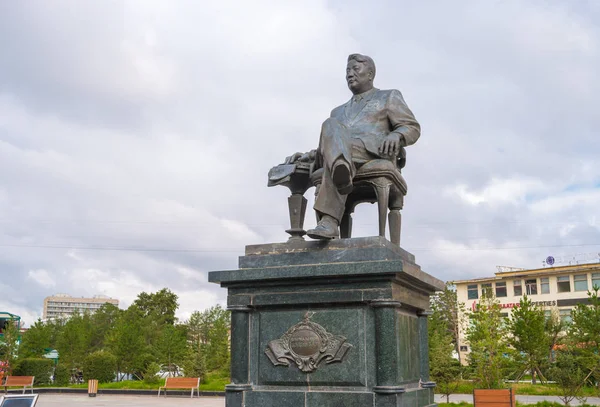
1,0,599,326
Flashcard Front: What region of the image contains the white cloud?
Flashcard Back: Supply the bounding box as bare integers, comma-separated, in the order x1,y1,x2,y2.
445,177,546,206
27,269,56,288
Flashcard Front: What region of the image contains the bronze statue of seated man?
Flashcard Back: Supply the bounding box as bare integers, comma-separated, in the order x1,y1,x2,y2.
285,53,420,240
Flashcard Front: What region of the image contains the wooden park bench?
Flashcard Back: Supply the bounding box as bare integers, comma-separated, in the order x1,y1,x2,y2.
473,388,515,407
157,377,200,398
4,376,35,394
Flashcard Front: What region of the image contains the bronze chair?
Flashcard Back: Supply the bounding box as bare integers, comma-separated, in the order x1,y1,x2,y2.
310,157,407,246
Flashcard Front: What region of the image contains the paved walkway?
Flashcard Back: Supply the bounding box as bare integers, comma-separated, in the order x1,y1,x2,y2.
29,393,600,406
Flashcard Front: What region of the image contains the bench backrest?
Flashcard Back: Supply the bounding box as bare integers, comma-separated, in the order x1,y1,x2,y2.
473,389,515,407
5,376,35,386
164,377,199,387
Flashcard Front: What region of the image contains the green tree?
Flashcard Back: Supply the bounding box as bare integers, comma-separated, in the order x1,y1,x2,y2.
0,317,21,374
183,305,231,373
153,324,187,375
186,310,204,354
131,288,180,350
54,312,92,369
89,303,122,352
17,319,52,359
203,305,230,372
107,307,148,380
431,283,465,364
507,296,549,383
569,288,600,391
545,308,566,362
132,288,179,326
428,309,462,402
466,289,509,389
180,349,206,380
547,350,588,406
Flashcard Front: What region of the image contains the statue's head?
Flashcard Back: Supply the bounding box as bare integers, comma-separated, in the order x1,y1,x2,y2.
346,54,376,95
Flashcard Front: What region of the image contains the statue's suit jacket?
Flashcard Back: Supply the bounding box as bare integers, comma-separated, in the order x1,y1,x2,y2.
329,87,420,163
313,87,420,221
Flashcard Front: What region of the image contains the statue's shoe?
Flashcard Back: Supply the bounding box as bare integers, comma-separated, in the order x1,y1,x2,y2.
332,162,353,195
307,218,339,240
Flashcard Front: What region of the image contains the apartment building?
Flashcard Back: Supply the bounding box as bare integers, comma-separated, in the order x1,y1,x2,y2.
453,262,600,363
43,294,119,319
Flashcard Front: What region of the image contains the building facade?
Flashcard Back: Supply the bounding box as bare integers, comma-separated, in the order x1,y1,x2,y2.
43,294,119,319
453,262,600,363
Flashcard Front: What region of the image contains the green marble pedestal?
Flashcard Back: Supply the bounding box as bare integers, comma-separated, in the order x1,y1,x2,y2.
208,237,444,407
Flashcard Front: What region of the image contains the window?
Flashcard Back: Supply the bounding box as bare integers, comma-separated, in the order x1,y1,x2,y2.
544,310,552,320
481,283,493,296
495,282,507,297
574,274,588,292
592,273,600,290
540,277,550,294
460,345,468,352
557,276,571,293
559,309,572,324
514,280,522,296
526,279,538,295
467,284,478,300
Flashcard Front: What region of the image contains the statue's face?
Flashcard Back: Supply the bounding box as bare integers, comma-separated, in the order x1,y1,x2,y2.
346,60,372,94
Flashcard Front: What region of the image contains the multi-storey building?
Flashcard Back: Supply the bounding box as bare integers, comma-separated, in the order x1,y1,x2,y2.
453,262,600,364
43,294,119,319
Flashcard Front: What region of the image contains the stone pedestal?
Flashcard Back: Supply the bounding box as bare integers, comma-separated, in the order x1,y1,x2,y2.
208,237,444,407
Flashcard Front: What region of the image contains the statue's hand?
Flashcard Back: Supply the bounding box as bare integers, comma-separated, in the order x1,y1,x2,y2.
284,150,316,164
298,150,316,162
379,133,401,157
284,152,304,164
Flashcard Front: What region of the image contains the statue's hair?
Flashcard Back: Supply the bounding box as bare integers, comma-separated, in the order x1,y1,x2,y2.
347,54,376,79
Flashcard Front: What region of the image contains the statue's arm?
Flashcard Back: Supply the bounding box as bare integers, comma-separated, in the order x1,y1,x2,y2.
387,89,421,147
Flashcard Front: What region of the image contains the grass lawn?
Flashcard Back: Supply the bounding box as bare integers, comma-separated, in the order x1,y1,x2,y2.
443,381,598,397
64,370,230,391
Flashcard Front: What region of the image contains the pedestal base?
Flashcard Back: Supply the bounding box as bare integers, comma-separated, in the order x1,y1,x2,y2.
209,237,444,407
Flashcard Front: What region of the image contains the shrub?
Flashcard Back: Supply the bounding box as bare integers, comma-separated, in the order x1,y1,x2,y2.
143,362,161,385
13,358,54,385
53,364,70,386
82,351,117,383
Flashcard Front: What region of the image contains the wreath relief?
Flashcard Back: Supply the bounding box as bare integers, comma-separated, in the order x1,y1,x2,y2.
265,312,353,373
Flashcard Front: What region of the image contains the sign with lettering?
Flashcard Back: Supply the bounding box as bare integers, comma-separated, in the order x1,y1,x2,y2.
0,394,39,407
471,300,557,311
265,312,352,373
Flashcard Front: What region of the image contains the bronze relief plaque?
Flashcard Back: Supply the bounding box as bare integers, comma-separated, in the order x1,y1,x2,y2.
265,312,352,373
